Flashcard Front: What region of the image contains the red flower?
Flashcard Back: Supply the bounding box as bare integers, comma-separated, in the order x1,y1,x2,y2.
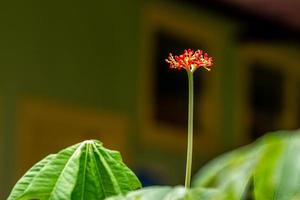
165,49,213,72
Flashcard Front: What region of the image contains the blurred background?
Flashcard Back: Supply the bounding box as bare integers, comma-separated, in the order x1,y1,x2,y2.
0,0,299,198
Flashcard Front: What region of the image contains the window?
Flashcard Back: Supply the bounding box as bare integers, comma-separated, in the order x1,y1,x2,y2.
249,63,284,140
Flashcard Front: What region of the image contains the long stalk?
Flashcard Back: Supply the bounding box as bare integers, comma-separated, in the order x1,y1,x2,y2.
185,71,194,188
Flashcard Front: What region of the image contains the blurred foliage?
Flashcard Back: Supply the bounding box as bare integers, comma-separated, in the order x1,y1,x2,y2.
106,186,224,200
8,129,300,200
108,129,300,200
193,129,300,200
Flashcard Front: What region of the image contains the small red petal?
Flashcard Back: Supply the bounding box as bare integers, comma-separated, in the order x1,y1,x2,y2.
204,53,209,59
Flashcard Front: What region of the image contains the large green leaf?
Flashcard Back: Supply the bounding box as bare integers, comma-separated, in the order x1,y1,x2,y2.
8,140,141,200
105,186,225,200
193,130,300,200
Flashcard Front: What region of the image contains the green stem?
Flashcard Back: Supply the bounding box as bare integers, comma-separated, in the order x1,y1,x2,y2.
185,71,194,188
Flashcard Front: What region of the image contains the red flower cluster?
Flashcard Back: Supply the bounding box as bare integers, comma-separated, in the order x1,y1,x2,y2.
165,49,213,72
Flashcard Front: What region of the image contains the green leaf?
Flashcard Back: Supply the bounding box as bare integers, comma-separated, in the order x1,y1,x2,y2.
193,130,300,200
254,133,300,200
8,140,141,200
186,187,225,200
7,154,55,200
193,140,264,199
105,186,225,200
